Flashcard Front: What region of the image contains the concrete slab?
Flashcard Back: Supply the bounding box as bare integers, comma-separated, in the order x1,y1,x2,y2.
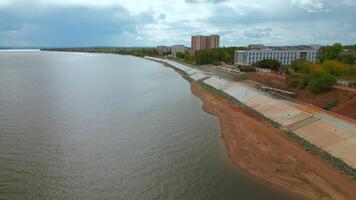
190,72,209,81
291,115,356,169
204,76,233,90
284,116,320,131
223,83,262,102
293,120,355,149
244,95,313,127
165,60,193,72
186,69,202,76
144,56,163,62
325,136,356,168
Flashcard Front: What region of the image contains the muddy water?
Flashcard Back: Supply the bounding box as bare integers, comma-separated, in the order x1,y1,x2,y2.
0,51,295,200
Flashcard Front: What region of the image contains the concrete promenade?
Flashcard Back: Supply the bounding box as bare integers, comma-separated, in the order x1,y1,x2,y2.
145,56,356,170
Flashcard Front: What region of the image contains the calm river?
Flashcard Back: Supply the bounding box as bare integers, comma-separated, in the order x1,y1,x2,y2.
0,51,294,200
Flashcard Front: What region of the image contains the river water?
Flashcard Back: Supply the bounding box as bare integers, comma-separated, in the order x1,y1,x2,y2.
0,51,294,200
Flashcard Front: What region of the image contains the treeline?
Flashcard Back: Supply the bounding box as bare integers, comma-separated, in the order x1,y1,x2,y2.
247,44,356,94
286,59,356,93
318,43,356,64
343,44,356,51
42,47,158,57
286,44,356,93
254,59,281,70
176,47,245,65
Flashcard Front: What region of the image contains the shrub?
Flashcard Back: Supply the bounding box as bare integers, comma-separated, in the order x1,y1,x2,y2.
212,60,221,66
349,65,356,76
317,43,342,62
290,59,325,75
339,54,356,64
239,65,256,72
322,60,348,76
254,59,281,70
194,47,245,65
324,100,339,111
307,73,336,94
176,52,185,59
286,73,310,89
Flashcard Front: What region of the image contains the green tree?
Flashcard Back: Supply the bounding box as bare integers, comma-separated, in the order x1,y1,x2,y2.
176,52,185,59
322,60,348,76
254,59,281,70
290,59,312,72
317,43,343,62
343,45,356,51
192,47,245,65
339,54,356,64
307,73,336,94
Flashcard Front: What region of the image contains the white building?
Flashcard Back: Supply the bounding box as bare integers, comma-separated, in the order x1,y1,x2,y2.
171,45,187,57
235,45,320,66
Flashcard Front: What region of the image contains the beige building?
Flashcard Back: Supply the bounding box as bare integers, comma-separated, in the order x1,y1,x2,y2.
171,45,187,57
191,35,220,54
157,46,171,56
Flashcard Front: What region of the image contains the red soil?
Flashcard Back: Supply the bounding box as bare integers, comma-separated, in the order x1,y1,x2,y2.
296,89,356,119
247,73,356,120
191,82,356,200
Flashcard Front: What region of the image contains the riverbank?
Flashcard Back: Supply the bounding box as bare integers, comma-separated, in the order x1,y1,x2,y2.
145,56,356,199
41,48,158,57
191,82,356,200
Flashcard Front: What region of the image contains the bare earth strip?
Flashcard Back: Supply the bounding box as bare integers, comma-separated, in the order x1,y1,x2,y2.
191,83,356,200
145,57,356,199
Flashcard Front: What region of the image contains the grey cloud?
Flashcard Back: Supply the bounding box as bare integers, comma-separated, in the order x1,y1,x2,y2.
0,1,156,47
0,0,355,47
199,0,356,45
243,28,273,39
185,0,228,4
291,0,329,12
158,12,167,20
206,2,356,26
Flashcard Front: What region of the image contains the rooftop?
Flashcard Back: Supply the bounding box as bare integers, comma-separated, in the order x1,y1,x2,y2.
246,44,321,51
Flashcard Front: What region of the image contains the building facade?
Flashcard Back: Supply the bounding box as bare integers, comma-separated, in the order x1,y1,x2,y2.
171,45,187,57
157,46,171,56
235,45,320,66
191,35,220,54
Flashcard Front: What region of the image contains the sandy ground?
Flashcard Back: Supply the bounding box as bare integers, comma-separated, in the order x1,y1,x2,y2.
190,82,356,200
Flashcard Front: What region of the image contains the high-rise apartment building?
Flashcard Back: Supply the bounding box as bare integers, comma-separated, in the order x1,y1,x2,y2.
191,35,220,54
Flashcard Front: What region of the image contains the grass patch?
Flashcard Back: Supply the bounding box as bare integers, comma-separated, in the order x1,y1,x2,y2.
323,99,339,111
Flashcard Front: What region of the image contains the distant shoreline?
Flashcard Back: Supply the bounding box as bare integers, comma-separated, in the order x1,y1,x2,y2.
0,49,40,51
40,48,158,57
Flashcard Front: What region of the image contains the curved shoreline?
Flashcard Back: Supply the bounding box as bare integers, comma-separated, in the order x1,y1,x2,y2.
145,57,356,199
190,82,356,200
145,57,355,176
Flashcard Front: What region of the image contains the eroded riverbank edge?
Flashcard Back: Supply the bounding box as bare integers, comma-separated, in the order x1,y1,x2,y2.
155,59,356,200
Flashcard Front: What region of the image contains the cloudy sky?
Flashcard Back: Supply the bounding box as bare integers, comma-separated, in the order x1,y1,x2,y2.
0,0,355,47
